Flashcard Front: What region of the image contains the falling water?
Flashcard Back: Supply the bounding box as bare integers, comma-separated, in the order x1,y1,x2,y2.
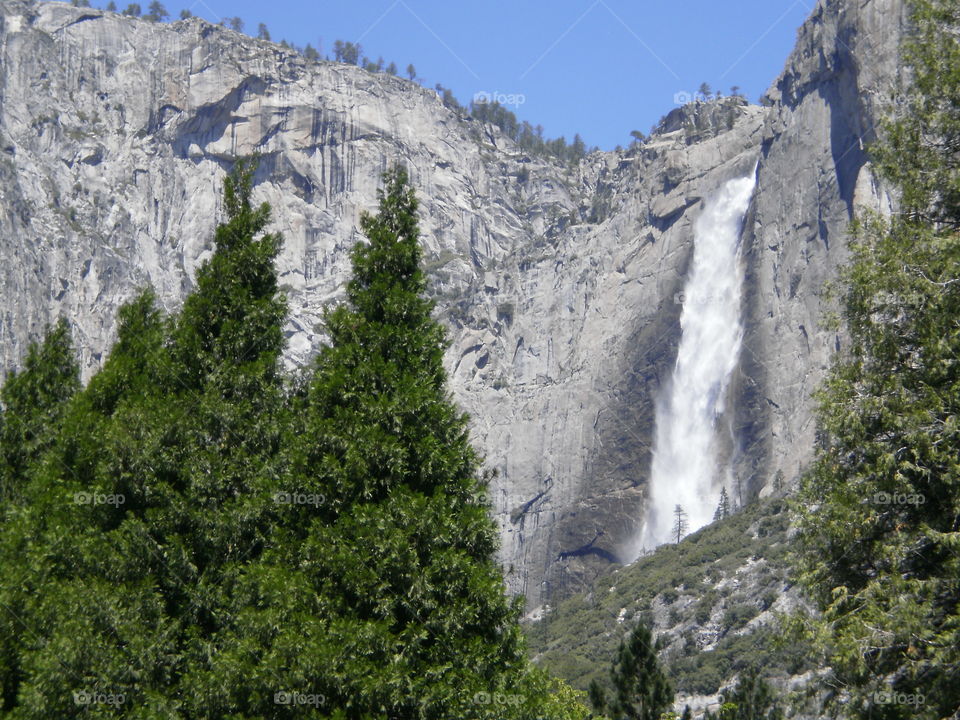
634,171,757,554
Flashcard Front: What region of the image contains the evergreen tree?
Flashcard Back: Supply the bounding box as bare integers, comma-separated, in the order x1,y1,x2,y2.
341,41,361,65
256,22,270,40
591,621,672,720
228,15,243,32
386,61,398,75
570,133,587,162
106,1,117,10
713,487,731,521
144,0,167,20
0,319,79,504
406,63,416,80
122,3,141,16
672,504,688,543
698,82,712,99
304,43,319,60
791,1,960,717
703,668,782,720
178,7,189,18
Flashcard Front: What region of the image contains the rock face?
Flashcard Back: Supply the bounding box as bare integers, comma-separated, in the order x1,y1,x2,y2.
0,0,904,606
734,0,903,498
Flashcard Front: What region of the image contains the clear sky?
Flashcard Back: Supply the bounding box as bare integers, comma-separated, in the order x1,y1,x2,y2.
110,0,814,150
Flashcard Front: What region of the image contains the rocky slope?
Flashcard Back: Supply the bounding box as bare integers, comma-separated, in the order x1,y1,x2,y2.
0,0,903,607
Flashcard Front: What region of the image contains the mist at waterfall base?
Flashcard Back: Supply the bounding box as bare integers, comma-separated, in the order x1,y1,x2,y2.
628,173,757,559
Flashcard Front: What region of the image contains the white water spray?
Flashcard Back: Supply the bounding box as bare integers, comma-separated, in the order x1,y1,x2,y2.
634,171,757,554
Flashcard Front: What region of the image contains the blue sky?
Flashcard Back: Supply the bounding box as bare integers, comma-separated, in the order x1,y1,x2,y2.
118,0,813,150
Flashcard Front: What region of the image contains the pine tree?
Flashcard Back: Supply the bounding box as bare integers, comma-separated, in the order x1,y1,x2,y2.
591,620,672,720
713,486,731,521
256,22,270,40
145,0,167,20
406,63,416,80
0,319,79,504
672,504,688,543
703,668,782,720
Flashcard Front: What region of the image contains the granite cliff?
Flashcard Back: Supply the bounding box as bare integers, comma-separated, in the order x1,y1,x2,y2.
0,0,903,608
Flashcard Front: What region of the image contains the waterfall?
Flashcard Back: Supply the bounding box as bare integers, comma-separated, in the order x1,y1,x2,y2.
634,171,757,555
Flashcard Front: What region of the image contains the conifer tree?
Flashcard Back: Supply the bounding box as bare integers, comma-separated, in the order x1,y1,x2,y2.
0,319,79,504
713,487,730,522
703,668,782,720
590,620,672,720
672,504,687,543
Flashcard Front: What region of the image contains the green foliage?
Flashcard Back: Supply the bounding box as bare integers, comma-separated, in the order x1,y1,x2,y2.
0,319,80,503
527,498,804,697
470,99,593,166
873,0,960,228
332,40,362,65
589,621,672,720
713,487,731,521
144,1,167,21
703,667,783,720
791,1,960,717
